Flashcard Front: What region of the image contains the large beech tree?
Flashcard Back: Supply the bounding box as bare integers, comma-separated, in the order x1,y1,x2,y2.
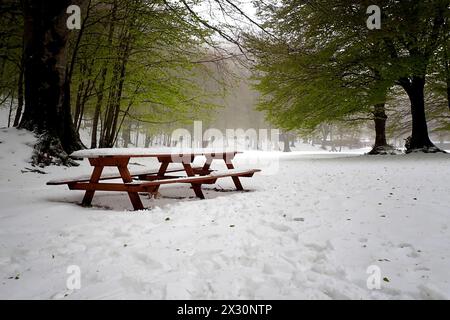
385,0,448,152
19,0,85,164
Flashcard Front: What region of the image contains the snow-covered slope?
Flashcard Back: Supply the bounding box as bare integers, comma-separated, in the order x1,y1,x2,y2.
0,127,449,299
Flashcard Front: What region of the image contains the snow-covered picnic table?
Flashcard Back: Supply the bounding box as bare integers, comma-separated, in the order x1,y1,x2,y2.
47,148,261,210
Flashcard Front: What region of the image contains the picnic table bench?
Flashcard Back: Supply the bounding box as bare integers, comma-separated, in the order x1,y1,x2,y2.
47,148,261,210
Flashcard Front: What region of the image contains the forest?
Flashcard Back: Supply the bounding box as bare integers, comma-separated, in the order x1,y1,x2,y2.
1,0,449,165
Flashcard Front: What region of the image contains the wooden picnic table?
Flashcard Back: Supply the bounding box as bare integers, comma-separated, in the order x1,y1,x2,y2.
47,148,260,210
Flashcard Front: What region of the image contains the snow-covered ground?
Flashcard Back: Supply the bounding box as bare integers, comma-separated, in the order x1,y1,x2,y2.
0,127,449,299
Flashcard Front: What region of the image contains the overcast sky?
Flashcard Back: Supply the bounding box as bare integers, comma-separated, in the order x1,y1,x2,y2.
196,0,259,31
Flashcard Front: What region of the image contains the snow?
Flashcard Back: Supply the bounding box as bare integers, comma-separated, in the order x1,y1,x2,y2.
71,147,240,158
1,127,450,299
210,168,260,176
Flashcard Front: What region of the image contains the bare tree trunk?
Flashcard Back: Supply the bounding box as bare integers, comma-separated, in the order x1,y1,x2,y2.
282,131,291,152
122,119,131,147
320,124,330,150
144,130,152,148
76,83,89,131
91,0,117,148
75,66,94,132
330,126,337,152
66,0,92,86
134,121,140,146
401,76,440,152
368,103,395,155
13,47,24,127
108,59,128,146
374,104,387,146
91,90,102,148
7,92,14,128
73,64,86,125
443,33,450,112
101,35,131,147
445,50,450,112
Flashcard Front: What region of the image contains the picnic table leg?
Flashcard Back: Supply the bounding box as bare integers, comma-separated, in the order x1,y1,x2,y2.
201,156,213,175
82,166,104,206
225,161,244,191
118,165,144,210
157,161,169,177
151,161,169,195
183,163,205,199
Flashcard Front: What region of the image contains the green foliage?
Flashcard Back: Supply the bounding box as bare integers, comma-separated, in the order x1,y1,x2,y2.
0,0,22,101
69,0,217,137
245,1,390,132
245,0,450,134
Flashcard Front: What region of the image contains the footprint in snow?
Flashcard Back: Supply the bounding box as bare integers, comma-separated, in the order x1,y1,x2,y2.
304,241,333,252
259,220,292,232
414,266,430,272
398,243,421,258
407,251,420,258
133,252,163,269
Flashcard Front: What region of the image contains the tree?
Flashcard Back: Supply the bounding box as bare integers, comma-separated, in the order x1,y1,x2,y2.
245,0,450,153
381,0,448,152
67,0,216,149
244,0,397,154
2,0,218,164
19,0,85,165
0,0,24,127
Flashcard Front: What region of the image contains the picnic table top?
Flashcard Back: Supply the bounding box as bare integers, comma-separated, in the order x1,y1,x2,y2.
70,148,242,159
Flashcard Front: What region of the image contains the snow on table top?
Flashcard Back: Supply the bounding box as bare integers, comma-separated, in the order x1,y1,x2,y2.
70,147,241,158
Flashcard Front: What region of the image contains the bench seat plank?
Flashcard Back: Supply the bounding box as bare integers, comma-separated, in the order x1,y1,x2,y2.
68,169,261,192
133,169,261,187
46,167,202,185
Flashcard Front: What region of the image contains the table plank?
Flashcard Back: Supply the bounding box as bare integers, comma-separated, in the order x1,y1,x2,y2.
47,167,201,185
70,148,241,159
